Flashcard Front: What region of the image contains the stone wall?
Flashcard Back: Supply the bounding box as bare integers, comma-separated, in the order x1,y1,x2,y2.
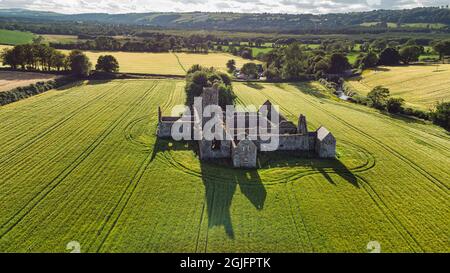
315,137,336,158
276,134,311,151
157,121,176,138
199,140,232,160
232,139,257,168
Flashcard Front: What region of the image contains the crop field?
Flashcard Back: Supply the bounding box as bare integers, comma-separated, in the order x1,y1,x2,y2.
59,50,253,75
0,79,448,253
346,64,450,110
0,29,34,45
42,34,80,44
0,71,60,92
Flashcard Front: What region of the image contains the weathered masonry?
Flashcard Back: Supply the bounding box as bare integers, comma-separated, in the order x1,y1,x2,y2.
157,87,336,169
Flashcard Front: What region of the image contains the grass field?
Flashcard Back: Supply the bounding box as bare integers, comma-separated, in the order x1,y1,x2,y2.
346,64,450,110
0,71,60,92
59,50,253,75
0,79,448,253
0,44,252,75
0,29,34,45
360,22,448,29
42,34,80,44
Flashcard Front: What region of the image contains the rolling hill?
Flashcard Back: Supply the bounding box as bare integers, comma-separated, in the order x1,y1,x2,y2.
0,7,449,33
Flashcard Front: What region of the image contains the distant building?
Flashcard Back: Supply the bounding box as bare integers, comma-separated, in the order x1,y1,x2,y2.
157,87,336,168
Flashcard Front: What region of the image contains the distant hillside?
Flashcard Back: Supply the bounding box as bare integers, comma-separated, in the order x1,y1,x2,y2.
0,7,449,33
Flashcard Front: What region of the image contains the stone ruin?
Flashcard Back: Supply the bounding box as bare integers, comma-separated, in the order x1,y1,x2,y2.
157,87,336,169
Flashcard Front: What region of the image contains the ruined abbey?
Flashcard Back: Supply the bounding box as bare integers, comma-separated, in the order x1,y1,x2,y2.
157,87,336,169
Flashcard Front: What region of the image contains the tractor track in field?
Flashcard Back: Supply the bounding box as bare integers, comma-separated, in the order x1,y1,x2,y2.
284,183,314,252
159,81,178,112
270,86,440,252
123,81,179,152
0,83,159,238
95,150,156,252
0,83,131,187
279,86,449,194
355,174,424,252
322,97,450,154
0,82,123,153
195,196,207,253
173,52,187,73
0,83,126,168
241,86,432,251
157,141,376,186
0,82,84,131
202,184,215,253
94,82,182,252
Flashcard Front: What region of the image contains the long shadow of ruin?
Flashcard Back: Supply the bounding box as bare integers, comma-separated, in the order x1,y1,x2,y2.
200,162,265,239
260,151,359,188
151,139,266,239
152,141,359,239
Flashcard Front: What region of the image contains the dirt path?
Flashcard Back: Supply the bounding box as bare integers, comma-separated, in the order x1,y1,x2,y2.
0,71,60,92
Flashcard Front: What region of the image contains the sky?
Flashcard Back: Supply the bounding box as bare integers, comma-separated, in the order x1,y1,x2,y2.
0,0,448,14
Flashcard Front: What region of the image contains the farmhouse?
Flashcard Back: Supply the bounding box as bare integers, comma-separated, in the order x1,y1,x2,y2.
157,87,336,168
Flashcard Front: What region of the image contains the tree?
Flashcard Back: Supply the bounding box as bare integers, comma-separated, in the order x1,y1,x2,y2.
185,66,235,109
69,50,92,77
264,64,281,81
226,59,236,73
281,43,305,80
367,86,390,109
1,48,18,69
95,55,119,73
313,59,330,74
431,102,450,130
386,97,405,113
241,63,259,79
327,53,351,74
399,46,422,64
432,40,450,63
370,40,387,52
32,35,45,45
378,47,401,66
52,51,67,71
356,52,378,69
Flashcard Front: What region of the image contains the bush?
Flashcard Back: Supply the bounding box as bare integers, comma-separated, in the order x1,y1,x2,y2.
69,51,92,77
95,55,119,73
367,86,390,110
185,65,235,109
386,97,405,113
431,102,450,130
378,47,401,66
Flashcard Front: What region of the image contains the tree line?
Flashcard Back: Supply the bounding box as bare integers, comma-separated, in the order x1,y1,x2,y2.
50,35,214,54
1,43,120,77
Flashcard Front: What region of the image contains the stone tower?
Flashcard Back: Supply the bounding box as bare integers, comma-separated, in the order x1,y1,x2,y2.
202,87,219,109
298,114,308,135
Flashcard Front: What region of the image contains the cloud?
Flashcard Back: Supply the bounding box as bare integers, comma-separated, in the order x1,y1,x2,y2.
0,0,442,14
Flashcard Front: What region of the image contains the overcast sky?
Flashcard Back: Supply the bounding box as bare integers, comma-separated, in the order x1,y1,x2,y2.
0,0,448,14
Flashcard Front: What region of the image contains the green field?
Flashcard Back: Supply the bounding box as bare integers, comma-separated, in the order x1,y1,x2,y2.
360,22,448,29
0,29,35,45
347,64,450,110
42,34,80,44
0,79,448,253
